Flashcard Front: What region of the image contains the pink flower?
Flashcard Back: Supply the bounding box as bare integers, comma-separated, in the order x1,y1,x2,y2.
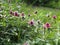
14,11,19,16
21,12,25,17
43,23,51,29
53,15,57,19
28,20,34,26
20,12,25,20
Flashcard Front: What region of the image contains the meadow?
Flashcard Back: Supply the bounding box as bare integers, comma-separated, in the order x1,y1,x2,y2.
0,0,60,45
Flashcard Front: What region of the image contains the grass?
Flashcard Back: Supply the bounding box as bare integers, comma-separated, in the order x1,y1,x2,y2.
0,1,60,45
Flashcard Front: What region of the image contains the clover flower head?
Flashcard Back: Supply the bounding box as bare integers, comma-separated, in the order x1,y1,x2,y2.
53,15,57,19
43,22,51,29
14,11,19,16
28,19,35,26
21,12,25,17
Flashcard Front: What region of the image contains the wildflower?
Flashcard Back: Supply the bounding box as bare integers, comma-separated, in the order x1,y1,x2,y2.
28,19,35,26
53,15,57,19
21,12,25,20
21,12,25,17
14,11,19,16
43,23,51,29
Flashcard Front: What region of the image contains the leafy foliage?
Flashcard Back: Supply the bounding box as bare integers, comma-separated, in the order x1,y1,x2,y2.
23,0,59,7
0,0,60,45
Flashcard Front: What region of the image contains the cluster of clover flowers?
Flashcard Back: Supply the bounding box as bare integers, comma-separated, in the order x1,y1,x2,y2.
0,10,57,45
9,10,57,45
10,10,57,45
10,10,57,29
